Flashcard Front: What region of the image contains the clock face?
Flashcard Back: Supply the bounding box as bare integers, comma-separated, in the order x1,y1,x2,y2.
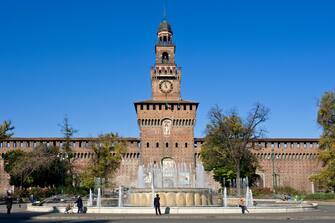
159,80,173,94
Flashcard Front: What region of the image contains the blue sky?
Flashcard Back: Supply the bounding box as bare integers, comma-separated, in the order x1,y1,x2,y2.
0,0,334,138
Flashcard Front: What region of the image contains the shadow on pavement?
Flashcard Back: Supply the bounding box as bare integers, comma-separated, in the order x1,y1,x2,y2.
0,212,113,222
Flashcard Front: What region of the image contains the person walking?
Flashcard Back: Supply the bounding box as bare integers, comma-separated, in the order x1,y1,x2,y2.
238,197,249,214
5,191,13,214
153,194,161,215
75,196,83,213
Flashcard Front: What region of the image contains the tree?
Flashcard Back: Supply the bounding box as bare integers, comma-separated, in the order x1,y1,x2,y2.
2,144,67,188
2,150,26,187
81,133,126,189
59,116,78,187
201,104,269,196
310,91,335,191
0,120,14,140
60,116,77,154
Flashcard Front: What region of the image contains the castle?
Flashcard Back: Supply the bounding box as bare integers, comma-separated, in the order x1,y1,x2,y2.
0,19,322,194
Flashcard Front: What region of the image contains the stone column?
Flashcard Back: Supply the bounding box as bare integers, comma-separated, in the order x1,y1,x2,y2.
146,193,152,206
176,192,186,206
166,192,176,207
185,193,194,206
201,193,208,206
160,193,166,206
138,193,146,206
194,193,201,206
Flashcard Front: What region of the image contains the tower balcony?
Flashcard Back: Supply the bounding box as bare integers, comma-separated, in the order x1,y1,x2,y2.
155,41,174,46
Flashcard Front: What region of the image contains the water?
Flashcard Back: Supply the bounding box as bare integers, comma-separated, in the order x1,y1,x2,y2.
196,163,205,188
137,165,145,188
151,171,155,208
137,160,201,188
245,186,254,207
223,187,228,207
88,189,93,206
118,185,123,207
97,188,101,207
249,189,254,206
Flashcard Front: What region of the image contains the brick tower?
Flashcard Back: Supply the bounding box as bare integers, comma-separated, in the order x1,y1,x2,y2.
134,19,199,184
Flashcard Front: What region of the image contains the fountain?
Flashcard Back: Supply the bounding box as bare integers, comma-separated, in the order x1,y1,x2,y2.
87,189,93,206
137,165,145,188
151,171,155,207
223,187,228,207
244,177,254,207
128,160,213,207
118,186,123,207
97,188,101,207
26,163,319,214
195,163,206,188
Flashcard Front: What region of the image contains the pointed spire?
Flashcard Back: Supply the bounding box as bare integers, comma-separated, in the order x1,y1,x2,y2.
163,0,167,20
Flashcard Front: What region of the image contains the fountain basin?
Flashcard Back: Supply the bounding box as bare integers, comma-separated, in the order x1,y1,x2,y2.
27,202,318,214
128,188,213,207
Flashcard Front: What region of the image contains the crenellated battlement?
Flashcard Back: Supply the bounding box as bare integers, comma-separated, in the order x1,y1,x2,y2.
138,118,196,127
151,66,181,78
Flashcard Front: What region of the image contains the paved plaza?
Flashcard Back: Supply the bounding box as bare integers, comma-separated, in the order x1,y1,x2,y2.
1,203,335,222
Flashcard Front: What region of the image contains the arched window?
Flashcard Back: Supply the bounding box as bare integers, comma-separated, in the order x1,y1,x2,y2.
162,52,169,64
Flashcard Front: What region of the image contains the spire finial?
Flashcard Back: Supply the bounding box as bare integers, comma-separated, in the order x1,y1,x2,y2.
163,0,167,20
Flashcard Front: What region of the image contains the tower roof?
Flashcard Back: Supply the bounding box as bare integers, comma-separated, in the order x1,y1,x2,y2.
157,19,173,34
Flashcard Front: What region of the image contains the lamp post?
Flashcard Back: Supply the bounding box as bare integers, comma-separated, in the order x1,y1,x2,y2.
271,146,277,192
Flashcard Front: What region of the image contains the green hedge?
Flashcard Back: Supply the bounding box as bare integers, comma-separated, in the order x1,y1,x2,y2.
275,186,301,196
304,193,335,200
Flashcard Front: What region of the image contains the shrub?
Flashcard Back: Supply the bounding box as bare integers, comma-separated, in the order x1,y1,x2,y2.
275,186,302,196
304,193,335,200
251,187,273,198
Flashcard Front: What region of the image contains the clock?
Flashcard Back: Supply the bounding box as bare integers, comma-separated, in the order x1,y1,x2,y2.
159,80,173,94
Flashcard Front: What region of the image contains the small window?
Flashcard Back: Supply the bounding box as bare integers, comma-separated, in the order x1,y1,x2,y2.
156,142,159,148
185,143,188,148
146,142,150,148
175,143,178,148
166,142,169,148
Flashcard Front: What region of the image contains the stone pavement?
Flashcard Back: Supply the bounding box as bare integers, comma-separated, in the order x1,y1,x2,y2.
1,203,335,221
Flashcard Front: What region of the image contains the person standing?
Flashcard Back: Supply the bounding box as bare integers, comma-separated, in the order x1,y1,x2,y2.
5,191,13,214
75,196,83,213
153,194,161,215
